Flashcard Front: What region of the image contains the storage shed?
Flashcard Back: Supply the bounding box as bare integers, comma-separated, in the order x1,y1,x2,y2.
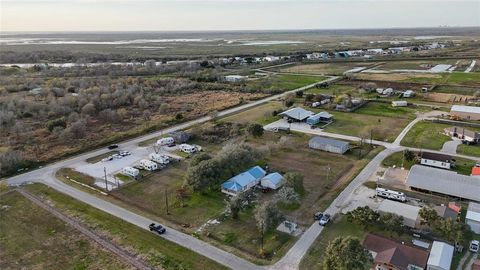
308,136,349,154
427,241,454,270
306,111,333,125
261,172,284,190
392,100,408,107
466,202,480,234
377,200,421,228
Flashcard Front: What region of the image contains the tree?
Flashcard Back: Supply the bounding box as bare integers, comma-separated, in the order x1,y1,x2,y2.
284,172,304,194
189,152,212,167
176,186,190,207
322,237,373,270
346,206,380,228
296,90,304,97
380,213,404,235
247,123,264,137
175,113,184,121
254,200,283,233
404,150,416,162
227,190,254,219
184,159,220,191
274,186,300,205
419,207,438,226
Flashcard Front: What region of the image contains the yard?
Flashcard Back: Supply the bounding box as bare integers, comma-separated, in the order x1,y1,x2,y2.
0,190,129,270
246,74,328,91
354,72,480,86
400,121,452,150
277,62,374,76
220,101,284,125
24,183,228,270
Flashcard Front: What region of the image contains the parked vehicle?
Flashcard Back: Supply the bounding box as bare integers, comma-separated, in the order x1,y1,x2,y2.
119,151,131,157
312,102,321,108
107,144,119,149
470,240,479,253
149,223,166,234
376,187,407,202
140,159,158,171
101,156,113,162
156,137,175,146
111,154,122,159
121,166,139,178
149,153,170,165
319,214,331,226
314,212,323,220
179,144,197,154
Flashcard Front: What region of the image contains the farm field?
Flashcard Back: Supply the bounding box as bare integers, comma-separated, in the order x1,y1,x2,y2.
376,59,459,70
24,183,228,270
354,72,480,86
247,74,328,90
0,190,130,270
277,62,374,75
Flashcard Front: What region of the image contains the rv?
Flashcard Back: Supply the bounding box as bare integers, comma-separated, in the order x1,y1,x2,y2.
376,187,407,202
179,144,197,154
149,153,170,165
140,159,158,171
156,137,175,146
121,166,140,178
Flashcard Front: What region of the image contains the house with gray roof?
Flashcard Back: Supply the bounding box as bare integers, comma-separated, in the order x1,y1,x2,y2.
279,107,314,122
406,165,480,202
308,136,349,154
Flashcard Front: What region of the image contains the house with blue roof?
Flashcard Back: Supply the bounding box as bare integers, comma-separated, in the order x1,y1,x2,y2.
260,172,285,190
221,166,266,196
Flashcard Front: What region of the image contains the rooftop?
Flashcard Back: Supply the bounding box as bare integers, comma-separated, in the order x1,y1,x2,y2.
420,152,452,162
427,241,454,269
406,165,480,202
309,136,349,148
279,107,314,121
262,172,284,185
378,200,420,223
221,166,266,192
467,202,480,222
308,111,333,120
451,105,480,114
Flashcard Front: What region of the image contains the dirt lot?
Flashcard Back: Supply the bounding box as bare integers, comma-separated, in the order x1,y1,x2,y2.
278,62,374,75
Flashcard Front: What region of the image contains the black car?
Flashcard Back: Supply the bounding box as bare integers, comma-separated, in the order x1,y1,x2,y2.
108,144,119,150
149,223,166,234
314,212,323,220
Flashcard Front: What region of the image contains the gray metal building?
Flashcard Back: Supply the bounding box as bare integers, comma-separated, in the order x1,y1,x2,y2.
308,136,349,154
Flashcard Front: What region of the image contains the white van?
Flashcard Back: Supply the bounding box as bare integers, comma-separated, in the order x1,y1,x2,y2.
156,137,175,146
179,144,197,154
140,159,158,171
121,166,139,178
149,153,170,165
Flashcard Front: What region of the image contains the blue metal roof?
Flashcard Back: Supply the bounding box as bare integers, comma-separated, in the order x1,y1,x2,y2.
221,166,266,191
262,172,283,185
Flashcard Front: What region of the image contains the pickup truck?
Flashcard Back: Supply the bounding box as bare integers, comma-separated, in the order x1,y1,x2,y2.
149,223,166,235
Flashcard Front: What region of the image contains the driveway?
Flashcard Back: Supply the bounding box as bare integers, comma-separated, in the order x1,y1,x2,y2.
441,140,461,154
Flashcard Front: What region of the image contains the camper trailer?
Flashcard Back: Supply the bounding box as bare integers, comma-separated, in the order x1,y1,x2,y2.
156,137,175,146
179,144,197,154
149,153,170,165
121,166,140,178
376,187,407,202
140,159,158,171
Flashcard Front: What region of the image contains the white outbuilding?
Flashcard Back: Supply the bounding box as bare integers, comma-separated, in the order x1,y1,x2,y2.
427,241,454,270
466,202,480,234
260,172,285,190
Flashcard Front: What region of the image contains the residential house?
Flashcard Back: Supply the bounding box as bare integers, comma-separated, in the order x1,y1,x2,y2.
306,111,333,125
140,159,158,171
434,205,458,219
427,241,454,270
221,166,266,196
466,202,480,234
279,107,314,122
472,166,480,176
260,172,285,190
308,136,349,154
445,126,480,144
450,105,480,121
406,165,480,202
420,152,452,170
378,199,421,228
363,233,429,270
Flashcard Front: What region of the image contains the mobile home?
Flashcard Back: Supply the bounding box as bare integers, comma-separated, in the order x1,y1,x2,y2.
140,159,158,171
149,153,170,165
179,144,197,154
121,166,140,178
156,137,175,146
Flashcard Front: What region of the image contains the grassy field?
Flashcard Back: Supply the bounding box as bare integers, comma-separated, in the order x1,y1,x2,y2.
457,144,480,157
354,72,480,86
220,101,284,125
0,190,129,270
250,74,328,91
355,102,418,119
377,59,458,70
382,151,416,169
56,167,96,186
277,62,373,75
400,121,452,150
24,184,228,270
305,84,357,95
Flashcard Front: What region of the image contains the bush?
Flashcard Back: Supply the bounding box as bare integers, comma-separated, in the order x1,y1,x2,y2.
45,117,66,132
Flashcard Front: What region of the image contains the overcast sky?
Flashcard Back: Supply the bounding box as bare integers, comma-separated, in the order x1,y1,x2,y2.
1,0,479,32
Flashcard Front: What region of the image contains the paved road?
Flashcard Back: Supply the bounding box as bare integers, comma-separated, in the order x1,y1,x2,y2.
6,90,480,270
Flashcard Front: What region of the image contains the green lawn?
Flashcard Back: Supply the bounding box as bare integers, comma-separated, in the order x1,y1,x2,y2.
56,168,95,186
220,101,283,125
85,151,119,164
246,74,327,93
382,151,417,169
0,190,129,270
400,121,452,150
355,102,418,119
305,84,357,95
457,144,480,157
24,184,228,270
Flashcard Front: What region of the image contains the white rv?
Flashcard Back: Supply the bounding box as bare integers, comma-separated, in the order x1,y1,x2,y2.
149,153,170,165
121,166,140,178
156,137,175,146
376,187,407,202
140,159,158,171
179,144,197,154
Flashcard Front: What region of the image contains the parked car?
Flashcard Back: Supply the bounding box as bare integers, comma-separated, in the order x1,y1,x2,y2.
149,223,166,234
111,154,122,159
101,156,113,162
119,151,131,156
314,212,323,220
319,214,331,226
470,240,479,253
107,144,119,149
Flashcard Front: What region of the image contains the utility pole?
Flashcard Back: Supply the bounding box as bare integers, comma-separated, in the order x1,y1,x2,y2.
104,167,108,192
114,175,119,189
370,129,373,146
401,150,405,169
326,165,331,182
261,221,264,253
165,188,169,215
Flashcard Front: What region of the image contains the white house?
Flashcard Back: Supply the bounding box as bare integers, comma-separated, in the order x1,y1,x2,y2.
149,153,170,165
427,241,454,270
420,152,452,170
156,137,175,146
466,202,480,234
392,101,408,107
140,159,158,171
260,172,285,190
121,166,139,178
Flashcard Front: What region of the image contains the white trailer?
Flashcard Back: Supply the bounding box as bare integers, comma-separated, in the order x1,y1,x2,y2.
179,144,197,154
156,137,175,146
121,166,140,178
149,153,170,165
140,159,158,171
376,187,407,202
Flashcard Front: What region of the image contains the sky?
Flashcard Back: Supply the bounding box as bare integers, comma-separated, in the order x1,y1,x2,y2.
1,0,479,32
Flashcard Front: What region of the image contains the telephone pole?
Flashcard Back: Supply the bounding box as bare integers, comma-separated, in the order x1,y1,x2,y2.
104,167,108,192
165,188,170,215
